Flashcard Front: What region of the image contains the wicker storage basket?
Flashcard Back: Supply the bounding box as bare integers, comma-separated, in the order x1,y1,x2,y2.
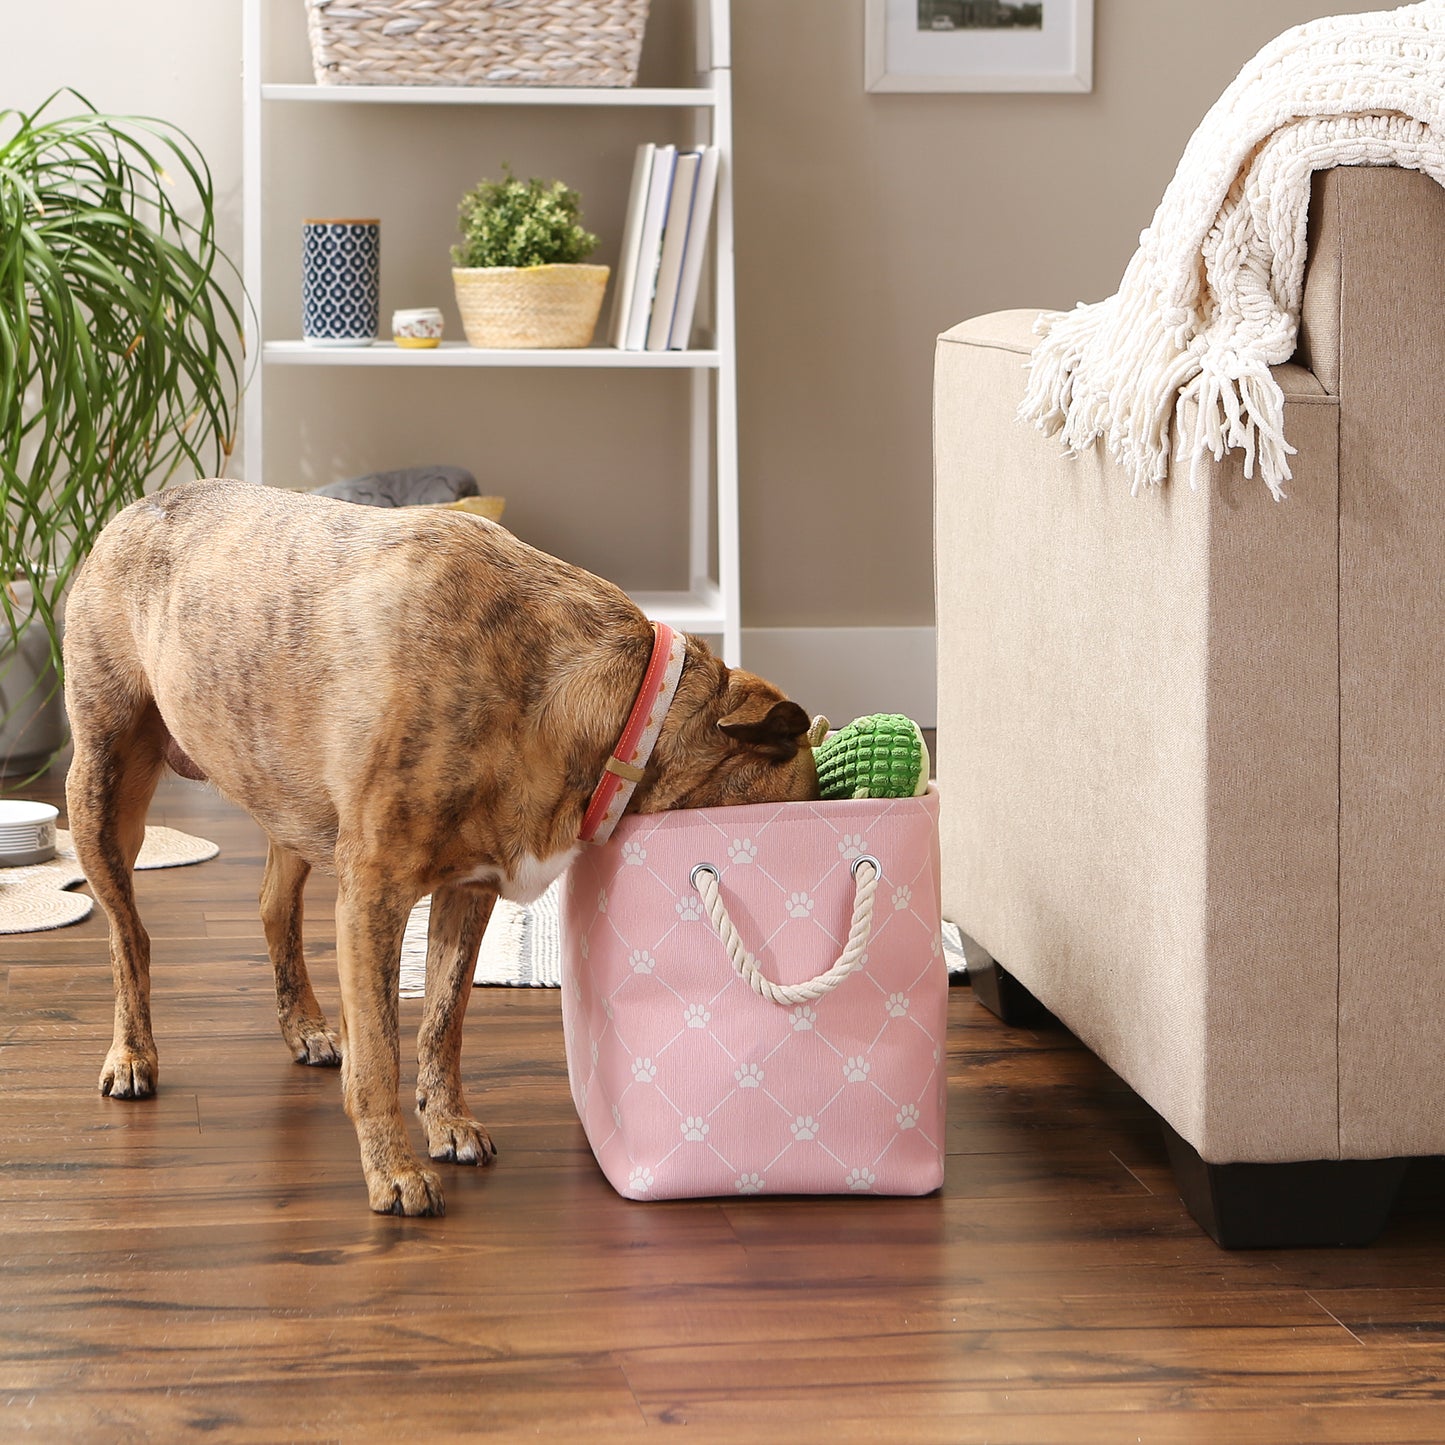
453,264,609,348
306,0,651,88
433,495,507,523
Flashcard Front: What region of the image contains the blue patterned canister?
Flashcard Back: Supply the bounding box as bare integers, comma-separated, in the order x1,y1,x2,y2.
302,219,380,345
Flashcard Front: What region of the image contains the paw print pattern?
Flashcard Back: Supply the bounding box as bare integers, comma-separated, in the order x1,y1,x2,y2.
736,1173,765,1195
682,1117,710,1142
791,1005,817,1032
629,949,656,975
621,841,647,866
886,993,910,1019
896,1104,920,1131
590,1040,600,1068
631,1057,657,1083
791,1116,820,1142
603,997,614,1022
611,1104,623,1129
844,1056,871,1083
838,834,867,860
727,838,757,864
786,892,815,919
597,888,608,915
735,1064,764,1089
580,935,590,961
675,894,703,922
628,1166,655,1195
846,1168,877,1192
892,884,913,912
683,1003,712,1029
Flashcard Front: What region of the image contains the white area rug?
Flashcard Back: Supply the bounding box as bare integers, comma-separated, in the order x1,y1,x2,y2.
399,879,562,996
941,920,965,973
0,827,220,934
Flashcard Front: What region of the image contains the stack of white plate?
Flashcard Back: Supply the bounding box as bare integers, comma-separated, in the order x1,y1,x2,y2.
0,800,59,866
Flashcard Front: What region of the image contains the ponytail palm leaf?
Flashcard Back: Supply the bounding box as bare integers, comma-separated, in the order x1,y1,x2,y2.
0,90,243,696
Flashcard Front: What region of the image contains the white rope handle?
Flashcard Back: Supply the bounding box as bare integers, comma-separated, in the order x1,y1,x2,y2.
689,857,880,1006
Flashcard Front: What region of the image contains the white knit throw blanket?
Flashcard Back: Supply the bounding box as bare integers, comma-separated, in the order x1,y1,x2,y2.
1020,0,1445,499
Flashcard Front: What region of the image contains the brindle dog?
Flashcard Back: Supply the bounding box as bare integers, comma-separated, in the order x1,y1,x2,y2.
63,479,818,1216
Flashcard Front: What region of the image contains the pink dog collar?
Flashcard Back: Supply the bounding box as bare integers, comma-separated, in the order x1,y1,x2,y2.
579,622,686,845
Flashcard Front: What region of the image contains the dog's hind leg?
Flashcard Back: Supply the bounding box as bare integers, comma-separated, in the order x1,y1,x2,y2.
334,866,444,1215
260,837,341,1067
415,883,497,1167
65,695,169,1100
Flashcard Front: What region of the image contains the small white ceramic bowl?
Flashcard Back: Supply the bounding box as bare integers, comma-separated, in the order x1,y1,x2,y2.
392,307,444,349
0,799,59,866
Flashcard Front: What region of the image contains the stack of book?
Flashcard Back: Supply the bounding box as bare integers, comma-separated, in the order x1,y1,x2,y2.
609,143,720,352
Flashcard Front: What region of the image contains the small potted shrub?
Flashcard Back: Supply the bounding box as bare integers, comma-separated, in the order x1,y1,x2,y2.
450,168,609,349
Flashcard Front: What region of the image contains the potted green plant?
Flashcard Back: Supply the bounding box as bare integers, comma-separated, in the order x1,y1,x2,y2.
450,168,609,349
0,92,242,780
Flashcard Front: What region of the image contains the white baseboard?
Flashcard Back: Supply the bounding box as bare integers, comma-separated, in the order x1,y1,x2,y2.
741,627,937,729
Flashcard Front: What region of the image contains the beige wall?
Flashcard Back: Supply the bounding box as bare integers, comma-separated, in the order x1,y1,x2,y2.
3,0,1356,625
732,0,1357,626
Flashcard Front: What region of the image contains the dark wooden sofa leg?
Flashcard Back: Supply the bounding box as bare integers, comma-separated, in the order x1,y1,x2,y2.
954,930,1408,1247
955,930,1053,1026
1161,1120,1410,1248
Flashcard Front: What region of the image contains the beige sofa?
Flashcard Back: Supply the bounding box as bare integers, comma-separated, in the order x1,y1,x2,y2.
934,166,1445,1247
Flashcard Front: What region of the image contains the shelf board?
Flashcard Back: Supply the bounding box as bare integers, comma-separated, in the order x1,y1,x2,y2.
630,589,725,633
263,341,720,369
261,83,717,108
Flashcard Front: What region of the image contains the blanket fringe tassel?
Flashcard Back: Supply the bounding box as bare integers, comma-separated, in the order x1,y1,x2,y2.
1020,292,1296,500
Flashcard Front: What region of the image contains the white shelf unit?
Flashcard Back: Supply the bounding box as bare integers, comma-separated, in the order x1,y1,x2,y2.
263,340,721,369
240,0,741,661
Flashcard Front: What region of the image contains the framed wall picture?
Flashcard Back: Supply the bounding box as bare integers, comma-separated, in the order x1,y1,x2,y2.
865,0,1093,93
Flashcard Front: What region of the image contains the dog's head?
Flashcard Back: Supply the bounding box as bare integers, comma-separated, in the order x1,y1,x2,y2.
635,644,819,812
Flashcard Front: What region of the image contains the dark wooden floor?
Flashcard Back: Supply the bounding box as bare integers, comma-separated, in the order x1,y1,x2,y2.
4,766,1445,1442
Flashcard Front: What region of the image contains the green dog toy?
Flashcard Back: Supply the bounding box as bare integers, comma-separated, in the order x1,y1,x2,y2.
811,713,929,800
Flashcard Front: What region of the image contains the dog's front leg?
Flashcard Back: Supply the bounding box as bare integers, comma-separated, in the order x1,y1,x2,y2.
416,883,497,1166
334,871,445,1216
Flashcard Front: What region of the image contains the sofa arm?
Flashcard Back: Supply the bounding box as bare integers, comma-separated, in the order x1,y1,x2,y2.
934,310,1343,1163
940,307,1330,398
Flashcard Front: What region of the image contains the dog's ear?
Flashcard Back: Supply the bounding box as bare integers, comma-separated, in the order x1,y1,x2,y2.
718,697,812,761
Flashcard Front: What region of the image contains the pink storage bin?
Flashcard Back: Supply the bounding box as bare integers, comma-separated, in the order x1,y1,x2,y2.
561,788,946,1200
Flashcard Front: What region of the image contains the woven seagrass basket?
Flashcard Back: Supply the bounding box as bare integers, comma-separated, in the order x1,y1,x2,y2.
306,0,651,88
436,495,507,523
453,264,610,348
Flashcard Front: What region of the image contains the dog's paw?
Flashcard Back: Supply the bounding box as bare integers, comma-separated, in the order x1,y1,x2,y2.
367,1165,447,1217
421,1109,497,1167
282,1017,342,1068
99,1046,158,1099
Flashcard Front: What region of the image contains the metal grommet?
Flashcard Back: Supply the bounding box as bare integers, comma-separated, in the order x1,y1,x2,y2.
850,853,881,880
690,862,720,891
